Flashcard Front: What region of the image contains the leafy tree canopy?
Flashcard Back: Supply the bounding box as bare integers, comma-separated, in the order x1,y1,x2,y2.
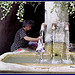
0,1,75,22
51,1,75,18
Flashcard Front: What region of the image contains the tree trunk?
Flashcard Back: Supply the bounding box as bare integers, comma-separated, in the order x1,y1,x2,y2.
0,3,21,55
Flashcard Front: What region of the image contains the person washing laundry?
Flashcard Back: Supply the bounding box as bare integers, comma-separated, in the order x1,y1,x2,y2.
11,20,42,52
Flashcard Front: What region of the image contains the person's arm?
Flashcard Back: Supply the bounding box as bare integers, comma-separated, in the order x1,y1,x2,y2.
24,36,42,42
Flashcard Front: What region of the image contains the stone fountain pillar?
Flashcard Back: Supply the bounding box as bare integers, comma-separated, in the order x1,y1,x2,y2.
44,1,69,58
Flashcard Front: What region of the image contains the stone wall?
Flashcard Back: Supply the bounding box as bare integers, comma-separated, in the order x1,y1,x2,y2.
45,43,66,57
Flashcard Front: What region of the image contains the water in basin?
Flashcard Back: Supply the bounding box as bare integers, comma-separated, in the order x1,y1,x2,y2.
2,53,75,64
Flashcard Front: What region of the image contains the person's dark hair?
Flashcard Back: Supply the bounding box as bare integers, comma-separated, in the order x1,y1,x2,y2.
22,20,34,27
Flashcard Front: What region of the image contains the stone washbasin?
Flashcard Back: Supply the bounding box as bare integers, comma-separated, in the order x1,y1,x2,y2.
0,48,75,74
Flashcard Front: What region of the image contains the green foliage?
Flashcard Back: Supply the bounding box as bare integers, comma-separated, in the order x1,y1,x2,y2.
51,1,75,17
16,2,25,22
0,1,13,20
0,1,40,22
0,1,74,22
0,1,26,22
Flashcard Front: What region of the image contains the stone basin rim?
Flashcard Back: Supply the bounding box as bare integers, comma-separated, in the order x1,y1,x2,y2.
0,51,75,66
0,51,75,73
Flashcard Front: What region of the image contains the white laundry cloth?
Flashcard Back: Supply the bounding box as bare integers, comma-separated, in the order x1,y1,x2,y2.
36,40,44,54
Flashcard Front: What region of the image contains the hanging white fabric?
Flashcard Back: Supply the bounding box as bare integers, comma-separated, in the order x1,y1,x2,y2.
36,39,44,54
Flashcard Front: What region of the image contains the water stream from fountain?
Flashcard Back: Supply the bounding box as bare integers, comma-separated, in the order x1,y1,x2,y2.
63,30,73,64
51,30,61,64
51,24,62,64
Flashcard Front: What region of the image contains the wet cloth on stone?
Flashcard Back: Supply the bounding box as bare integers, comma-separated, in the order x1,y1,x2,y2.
11,28,29,52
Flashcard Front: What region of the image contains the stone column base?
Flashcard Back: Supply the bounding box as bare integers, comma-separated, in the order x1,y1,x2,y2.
44,42,66,58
